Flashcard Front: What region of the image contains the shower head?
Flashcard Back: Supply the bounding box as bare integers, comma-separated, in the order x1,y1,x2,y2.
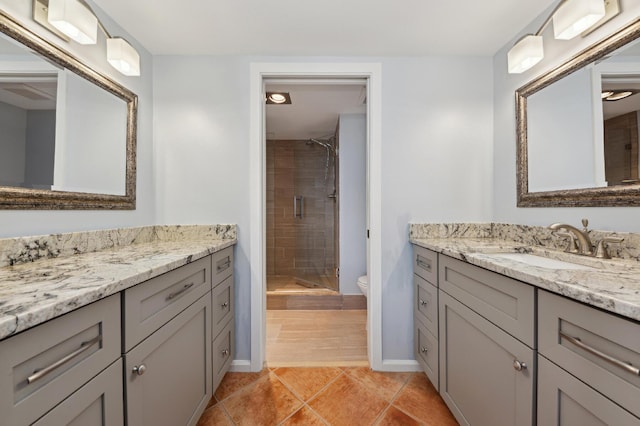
307,138,336,154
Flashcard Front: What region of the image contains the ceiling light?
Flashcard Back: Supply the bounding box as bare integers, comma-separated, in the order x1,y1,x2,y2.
603,90,637,101
266,92,291,104
107,38,140,76
47,0,97,44
508,35,544,74
553,0,606,40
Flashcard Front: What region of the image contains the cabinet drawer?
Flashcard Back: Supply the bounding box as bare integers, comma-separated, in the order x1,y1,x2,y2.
123,255,211,351
212,246,234,288
539,290,640,417
439,254,534,347
125,294,212,426
212,274,234,339
439,291,534,426
33,359,124,426
413,245,438,285
414,275,437,337
0,294,120,426
538,355,639,426
213,319,234,392
415,316,439,390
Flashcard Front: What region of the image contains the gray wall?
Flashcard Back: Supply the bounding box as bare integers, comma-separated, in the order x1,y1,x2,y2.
492,0,640,232
24,109,55,189
153,55,494,363
0,0,155,238
338,113,367,295
0,101,26,186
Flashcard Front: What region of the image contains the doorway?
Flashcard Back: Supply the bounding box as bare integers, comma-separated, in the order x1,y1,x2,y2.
248,62,383,372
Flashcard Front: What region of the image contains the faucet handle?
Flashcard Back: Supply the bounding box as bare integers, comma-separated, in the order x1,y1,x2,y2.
594,237,624,259
554,231,579,254
581,218,589,232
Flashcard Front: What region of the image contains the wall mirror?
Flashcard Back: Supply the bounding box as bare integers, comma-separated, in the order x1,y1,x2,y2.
0,10,137,209
516,17,640,207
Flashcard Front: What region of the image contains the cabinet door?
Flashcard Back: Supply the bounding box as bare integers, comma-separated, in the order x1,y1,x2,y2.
538,355,640,426
125,295,212,426
439,291,534,426
33,359,123,426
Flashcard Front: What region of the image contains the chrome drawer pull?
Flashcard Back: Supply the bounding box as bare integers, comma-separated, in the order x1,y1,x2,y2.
166,282,194,301
513,360,527,371
217,258,231,272
560,331,640,376
132,364,147,376
420,347,428,353
27,335,102,384
416,256,431,272
221,349,230,356
419,299,427,307
221,302,229,308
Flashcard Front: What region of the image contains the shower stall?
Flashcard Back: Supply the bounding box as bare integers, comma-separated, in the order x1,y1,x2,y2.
266,136,339,293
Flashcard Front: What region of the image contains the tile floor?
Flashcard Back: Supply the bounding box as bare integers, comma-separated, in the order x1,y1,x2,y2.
197,367,458,425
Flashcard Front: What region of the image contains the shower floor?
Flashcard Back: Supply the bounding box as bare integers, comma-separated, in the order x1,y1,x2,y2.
267,275,337,294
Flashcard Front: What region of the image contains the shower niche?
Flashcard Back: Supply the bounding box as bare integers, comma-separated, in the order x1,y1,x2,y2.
266,137,339,293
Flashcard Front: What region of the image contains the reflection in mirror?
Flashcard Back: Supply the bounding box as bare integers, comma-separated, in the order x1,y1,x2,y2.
0,10,137,209
516,17,640,206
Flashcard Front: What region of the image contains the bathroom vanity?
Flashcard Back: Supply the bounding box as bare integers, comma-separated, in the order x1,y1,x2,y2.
0,225,236,426
411,223,640,426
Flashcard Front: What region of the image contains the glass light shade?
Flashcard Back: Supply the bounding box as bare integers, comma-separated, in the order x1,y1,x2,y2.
508,35,544,74
107,38,141,76
47,0,97,45
553,0,606,40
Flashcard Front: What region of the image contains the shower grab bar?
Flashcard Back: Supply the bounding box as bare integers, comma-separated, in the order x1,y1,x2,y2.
294,196,304,219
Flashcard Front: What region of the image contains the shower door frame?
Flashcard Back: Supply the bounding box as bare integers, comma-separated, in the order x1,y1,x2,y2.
249,62,383,371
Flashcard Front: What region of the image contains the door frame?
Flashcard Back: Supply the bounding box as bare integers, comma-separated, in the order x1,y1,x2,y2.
249,62,383,371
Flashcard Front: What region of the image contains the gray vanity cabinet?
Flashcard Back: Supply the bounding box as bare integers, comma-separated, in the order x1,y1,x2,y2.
125,294,212,426
438,255,535,426
211,246,235,392
412,245,439,389
0,294,121,426
538,290,640,424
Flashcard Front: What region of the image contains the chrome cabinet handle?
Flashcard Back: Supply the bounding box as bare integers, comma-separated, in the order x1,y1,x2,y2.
166,282,194,301
420,347,428,353
27,335,102,384
560,331,640,376
221,349,230,356
416,256,431,272
217,257,231,272
419,299,427,307
513,360,527,371
132,364,147,376
221,302,229,308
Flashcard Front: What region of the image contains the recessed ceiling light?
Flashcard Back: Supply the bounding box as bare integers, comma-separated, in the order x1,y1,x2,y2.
603,90,638,101
266,92,291,104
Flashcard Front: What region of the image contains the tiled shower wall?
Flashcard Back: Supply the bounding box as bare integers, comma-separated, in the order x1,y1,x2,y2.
266,140,337,290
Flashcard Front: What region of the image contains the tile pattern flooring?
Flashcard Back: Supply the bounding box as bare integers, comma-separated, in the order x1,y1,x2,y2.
266,310,368,367
197,367,458,425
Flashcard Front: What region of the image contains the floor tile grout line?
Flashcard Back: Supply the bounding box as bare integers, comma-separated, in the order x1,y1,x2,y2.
272,367,347,405
213,369,270,405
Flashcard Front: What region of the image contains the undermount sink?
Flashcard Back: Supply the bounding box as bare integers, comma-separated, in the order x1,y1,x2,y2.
486,252,596,270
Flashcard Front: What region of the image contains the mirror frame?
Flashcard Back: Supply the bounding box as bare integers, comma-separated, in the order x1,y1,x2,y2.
0,10,137,210
516,17,640,207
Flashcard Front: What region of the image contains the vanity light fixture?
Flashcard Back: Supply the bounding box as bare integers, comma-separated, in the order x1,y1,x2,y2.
47,0,97,44
36,0,140,76
266,92,292,104
601,90,614,98
507,0,606,74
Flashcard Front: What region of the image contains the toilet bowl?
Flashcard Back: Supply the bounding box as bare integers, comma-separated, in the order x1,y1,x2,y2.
357,275,368,298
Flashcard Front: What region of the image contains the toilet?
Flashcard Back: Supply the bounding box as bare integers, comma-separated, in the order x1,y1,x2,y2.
357,275,368,298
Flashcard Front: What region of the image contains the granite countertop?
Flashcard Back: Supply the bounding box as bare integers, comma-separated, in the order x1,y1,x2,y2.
410,236,640,322
0,225,236,341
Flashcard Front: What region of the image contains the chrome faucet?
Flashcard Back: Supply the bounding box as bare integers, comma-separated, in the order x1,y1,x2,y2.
549,219,593,256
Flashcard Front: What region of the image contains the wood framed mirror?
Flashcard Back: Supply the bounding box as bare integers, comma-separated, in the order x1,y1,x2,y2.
0,10,137,209
516,17,640,207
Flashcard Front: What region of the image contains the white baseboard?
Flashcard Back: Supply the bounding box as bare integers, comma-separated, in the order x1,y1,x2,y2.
229,360,252,372
377,359,422,372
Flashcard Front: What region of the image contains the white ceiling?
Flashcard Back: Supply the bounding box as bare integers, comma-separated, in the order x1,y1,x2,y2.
91,0,556,56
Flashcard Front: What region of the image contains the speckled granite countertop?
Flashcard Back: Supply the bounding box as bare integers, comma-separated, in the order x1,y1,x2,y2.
410,223,640,322
0,225,236,341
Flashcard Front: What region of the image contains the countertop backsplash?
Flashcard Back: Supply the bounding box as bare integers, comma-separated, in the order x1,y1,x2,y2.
409,222,639,262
